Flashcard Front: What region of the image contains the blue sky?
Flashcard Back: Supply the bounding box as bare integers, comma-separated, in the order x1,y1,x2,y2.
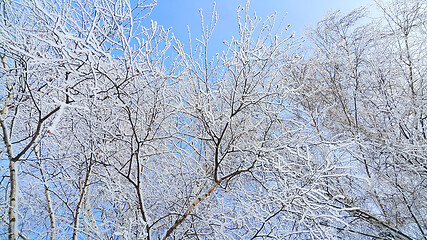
147,0,374,50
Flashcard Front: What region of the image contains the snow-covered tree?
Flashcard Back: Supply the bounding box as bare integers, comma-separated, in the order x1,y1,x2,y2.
1,0,425,239
301,0,426,238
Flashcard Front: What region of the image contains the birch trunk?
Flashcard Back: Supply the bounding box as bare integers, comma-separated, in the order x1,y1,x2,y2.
72,166,92,240
39,162,55,240
1,92,17,240
83,186,100,239
8,158,17,240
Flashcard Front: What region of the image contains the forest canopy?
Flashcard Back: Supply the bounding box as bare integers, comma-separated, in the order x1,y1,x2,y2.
0,0,426,239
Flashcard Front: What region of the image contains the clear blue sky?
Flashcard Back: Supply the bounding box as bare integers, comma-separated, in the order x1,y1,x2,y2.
147,0,374,51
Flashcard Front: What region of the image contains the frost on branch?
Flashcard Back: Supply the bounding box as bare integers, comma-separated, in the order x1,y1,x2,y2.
0,0,426,239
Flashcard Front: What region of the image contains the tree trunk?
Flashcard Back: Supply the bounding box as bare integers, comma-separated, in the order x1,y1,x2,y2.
8,159,17,240
1,93,17,240
72,166,91,240
40,162,55,240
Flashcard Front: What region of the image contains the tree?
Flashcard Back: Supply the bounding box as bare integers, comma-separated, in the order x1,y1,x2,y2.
0,0,159,238
1,0,426,239
301,0,426,238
